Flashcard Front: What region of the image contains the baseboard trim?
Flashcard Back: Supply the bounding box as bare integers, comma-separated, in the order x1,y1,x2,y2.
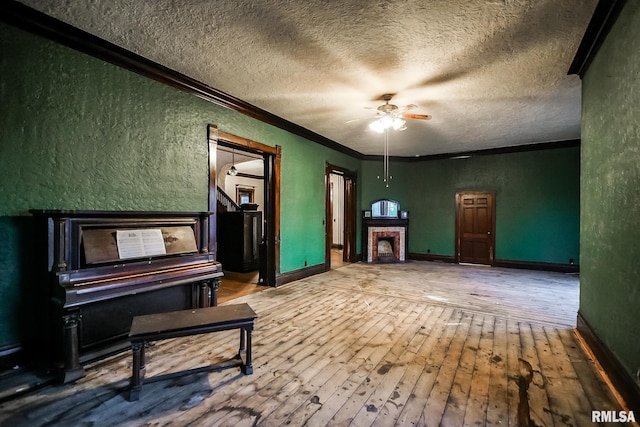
576,312,640,411
408,253,457,263
493,259,579,273
276,264,326,287
405,253,579,273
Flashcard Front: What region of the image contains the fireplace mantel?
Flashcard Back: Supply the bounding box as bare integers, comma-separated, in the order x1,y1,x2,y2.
362,199,409,264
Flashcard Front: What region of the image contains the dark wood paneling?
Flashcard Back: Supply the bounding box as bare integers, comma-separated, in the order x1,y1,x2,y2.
217,211,262,273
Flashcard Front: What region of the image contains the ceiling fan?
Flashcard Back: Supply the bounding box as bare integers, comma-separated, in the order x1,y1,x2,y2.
360,94,433,188
350,94,432,133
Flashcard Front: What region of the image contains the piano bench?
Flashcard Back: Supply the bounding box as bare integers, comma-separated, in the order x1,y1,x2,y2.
127,303,257,401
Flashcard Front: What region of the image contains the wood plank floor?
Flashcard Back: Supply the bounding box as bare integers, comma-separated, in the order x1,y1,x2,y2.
218,270,269,304
0,261,625,426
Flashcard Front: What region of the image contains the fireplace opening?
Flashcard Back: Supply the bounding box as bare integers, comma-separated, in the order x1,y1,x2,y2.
377,237,395,262
367,228,405,263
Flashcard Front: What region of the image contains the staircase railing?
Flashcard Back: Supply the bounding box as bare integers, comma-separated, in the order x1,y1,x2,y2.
217,186,240,212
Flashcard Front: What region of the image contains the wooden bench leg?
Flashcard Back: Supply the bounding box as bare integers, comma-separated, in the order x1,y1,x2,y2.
129,341,144,401
241,325,254,375
140,342,146,377
239,328,245,353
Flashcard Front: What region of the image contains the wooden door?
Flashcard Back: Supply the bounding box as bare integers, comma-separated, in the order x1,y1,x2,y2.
343,175,356,262
456,192,495,265
325,164,357,270
208,125,281,287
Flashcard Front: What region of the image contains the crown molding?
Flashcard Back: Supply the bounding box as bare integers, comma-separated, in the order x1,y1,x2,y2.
2,1,584,161
568,0,627,77
0,0,362,159
361,139,580,163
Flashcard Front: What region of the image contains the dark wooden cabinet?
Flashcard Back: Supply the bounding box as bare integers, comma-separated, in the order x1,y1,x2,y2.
217,210,262,272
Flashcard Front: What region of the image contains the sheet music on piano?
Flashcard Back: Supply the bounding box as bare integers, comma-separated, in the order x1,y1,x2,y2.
116,229,167,259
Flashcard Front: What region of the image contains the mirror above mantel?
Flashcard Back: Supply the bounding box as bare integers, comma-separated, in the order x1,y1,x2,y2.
364,199,408,220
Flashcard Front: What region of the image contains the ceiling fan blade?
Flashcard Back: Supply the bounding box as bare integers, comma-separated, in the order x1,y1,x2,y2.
398,104,418,113
346,116,373,124
402,113,432,121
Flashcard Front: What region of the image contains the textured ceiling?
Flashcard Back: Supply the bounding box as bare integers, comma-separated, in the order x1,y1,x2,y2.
18,0,597,156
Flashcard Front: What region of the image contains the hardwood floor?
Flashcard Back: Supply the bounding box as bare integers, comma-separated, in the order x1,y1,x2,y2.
218,270,269,304
0,262,625,426
330,248,347,269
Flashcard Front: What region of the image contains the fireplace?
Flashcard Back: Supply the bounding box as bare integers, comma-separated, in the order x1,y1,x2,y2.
363,199,408,264
377,237,394,258
369,228,405,262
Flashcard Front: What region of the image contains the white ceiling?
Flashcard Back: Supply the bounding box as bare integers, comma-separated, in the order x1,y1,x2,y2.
18,0,598,156
217,146,264,177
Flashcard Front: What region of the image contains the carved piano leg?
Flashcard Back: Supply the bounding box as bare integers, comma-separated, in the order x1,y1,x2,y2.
211,278,220,307
199,282,211,307
62,313,85,383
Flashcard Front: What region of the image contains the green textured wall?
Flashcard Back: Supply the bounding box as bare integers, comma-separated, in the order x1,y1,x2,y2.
362,148,580,263
0,23,359,350
279,135,361,272
0,18,582,357
580,1,640,379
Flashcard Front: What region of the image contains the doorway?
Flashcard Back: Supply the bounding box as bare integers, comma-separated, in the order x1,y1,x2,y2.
455,191,496,265
208,125,281,290
325,163,357,270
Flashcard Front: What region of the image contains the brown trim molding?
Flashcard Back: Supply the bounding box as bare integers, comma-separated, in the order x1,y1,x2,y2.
576,312,640,411
237,172,264,180
2,1,587,161
0,0,361,160
362,139,581,163
276,264,325,287
493,259,580,274
568,0,627,77
325,163,358,271
209,125,281,287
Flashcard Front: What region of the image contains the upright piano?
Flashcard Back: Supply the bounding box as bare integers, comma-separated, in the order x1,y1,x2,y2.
30,210,223,383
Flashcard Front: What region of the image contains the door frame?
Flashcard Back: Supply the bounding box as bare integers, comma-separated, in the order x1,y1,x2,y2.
455,191,496,265
325,163,358,270
208,125,281,286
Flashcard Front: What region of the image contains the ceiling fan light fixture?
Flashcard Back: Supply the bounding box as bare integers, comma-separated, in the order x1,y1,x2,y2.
392,117,405,130
368,115,405,133
368,119,385,133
